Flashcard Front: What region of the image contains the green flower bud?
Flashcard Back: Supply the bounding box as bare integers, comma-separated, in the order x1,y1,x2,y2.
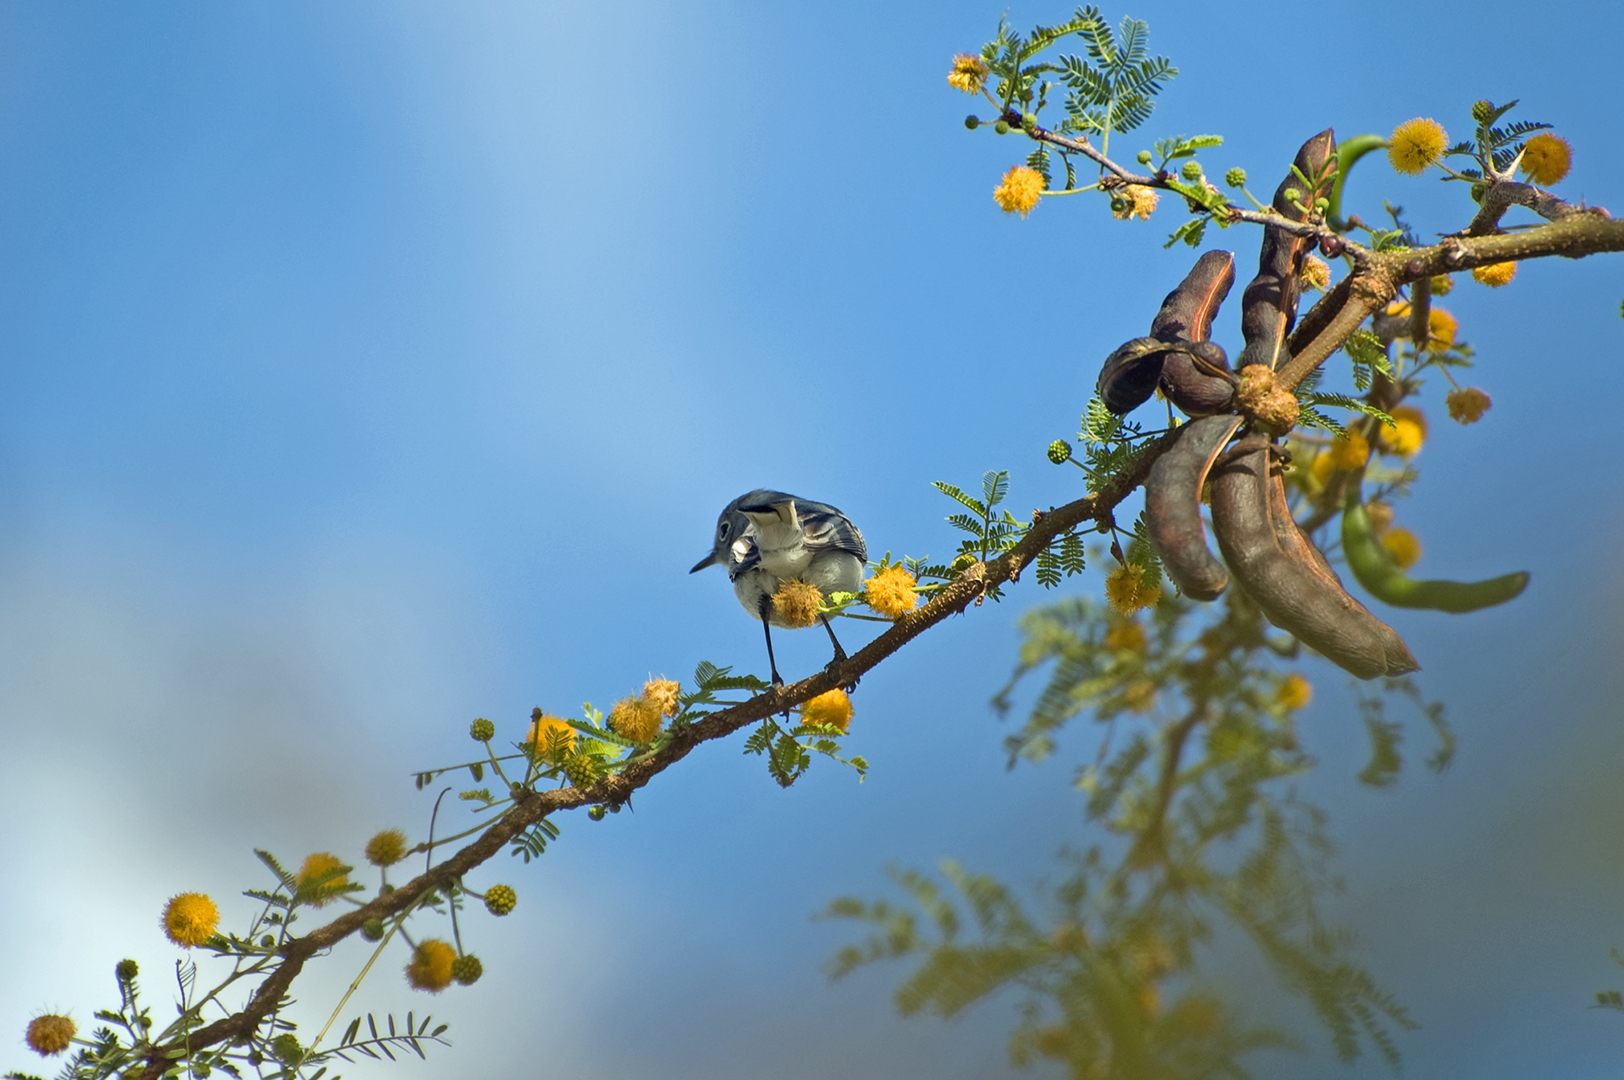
452,955,484,986
260,934,275,947
484,884,518,916
588,804,608,821
1180,160,1202,181
1470,182,1487,203
469,718,495,742
964,115,980,130
1283,187,1301,203
360,918,386,942
993,120,1010,135
1047,440,1073,464
116,959,140,981
1136,150,1153,165
1224,167,1247,187
1109,197,1127,214
270,1035,303,1065
1470,100,1495,123
1313,197,1330,212
1020,112,1037,129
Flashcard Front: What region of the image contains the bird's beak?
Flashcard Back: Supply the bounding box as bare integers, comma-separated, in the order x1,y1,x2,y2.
690,552,717,574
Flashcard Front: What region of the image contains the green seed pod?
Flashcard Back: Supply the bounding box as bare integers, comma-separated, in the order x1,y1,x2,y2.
588,804,608,821
469,717,495,742
1224,167,1247,187
452,955,484,985
1136,150,1153,165
1342,480,1529,612
360,918,386,941
1047,440,1072,464
993,120,1010,135
1180,160,1202,181
484,884,518,916
964,115,980,130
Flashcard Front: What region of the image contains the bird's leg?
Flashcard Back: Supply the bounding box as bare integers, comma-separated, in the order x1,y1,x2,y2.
820,615,858,690
758,595,785,692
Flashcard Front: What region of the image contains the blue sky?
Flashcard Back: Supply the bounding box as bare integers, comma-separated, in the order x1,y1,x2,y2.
2,2,1622,1077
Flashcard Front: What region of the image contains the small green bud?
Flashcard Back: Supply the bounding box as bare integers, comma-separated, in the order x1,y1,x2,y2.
452,954,484,985
1283,187,1301,203
993,120,1010,135
1020,112,1037,129
246,1051,264,1066
260,934,275,947
588,804,608,821
1136,149,1153,165
964,115,980,130
1224,167,1247,188
1047,440,1073,464
270,1035,303,1065
484,884,518,916
1470,182,1487,203
116,959,140,981
360,918,386,941
470,717,495,742
1109,197,1127,214
1180,160,1202,181
1313,197,1330,212
1470,100,1495,123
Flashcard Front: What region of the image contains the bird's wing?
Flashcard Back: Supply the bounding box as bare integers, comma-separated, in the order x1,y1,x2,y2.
725,533,761,580
796,500,867,562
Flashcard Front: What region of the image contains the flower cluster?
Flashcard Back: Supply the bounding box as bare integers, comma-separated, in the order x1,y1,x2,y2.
771,577,823,628
162,891,221,947
865,565,919,618
1111,184,1159,220
800,688,854,732
1520,132,1572,185
1388,117,1448,175
1472,261,1517,287
994,165,1044,217
1104,564,1158,615
1446,386,1492,424
294,852,351,908
608,678,685,744
947,53,989,94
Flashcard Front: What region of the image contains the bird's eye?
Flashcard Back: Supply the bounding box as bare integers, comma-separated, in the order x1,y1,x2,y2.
718,522,731,539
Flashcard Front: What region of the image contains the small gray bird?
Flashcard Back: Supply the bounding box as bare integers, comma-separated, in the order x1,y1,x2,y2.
690,490,866,687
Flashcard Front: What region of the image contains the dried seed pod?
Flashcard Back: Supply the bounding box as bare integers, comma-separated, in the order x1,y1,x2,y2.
1098,251,1240,416
1210,432,1418,678
1237,130,1338,372
1144,414,1244,601
1097,336,1173,414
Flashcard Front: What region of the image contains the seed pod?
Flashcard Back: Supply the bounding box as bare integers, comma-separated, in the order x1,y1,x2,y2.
1144,413,1244,601
1341,479,1529,613
1210,432,1418,678
1151,250,1237,416
1097,336,1172,414
1237,130,1338,372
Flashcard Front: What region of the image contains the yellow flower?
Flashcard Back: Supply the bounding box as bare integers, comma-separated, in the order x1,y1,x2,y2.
1276,673,1313,711
364,829,408,868
1103,619,1146,654
405,939,457,994
1429,273,1454,296
1121,679,1157,713
1471,261,1517,288
1382,405,1427,456
1387,118,1448,175
865,565,919,618
25,1014,76,1056
642,678,682,718
1327,432,1370,471
1104,564,1157,614
1309,449,1335,486
994,165,1044,217
1385,299,1411,318
1298,254,1330,292
1447,386,1491,424
800,688,853,732
295,853,351,908
947,53,990,94
1382,527,1422,570
161,892,220,948
526,711,576,760
1427,307,1458,348
770,577,822,629
1520,132,1572,185
608,695,662,744
1112,184,1159,220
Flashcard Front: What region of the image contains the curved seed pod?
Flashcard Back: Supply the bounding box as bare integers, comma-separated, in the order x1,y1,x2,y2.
1237,129,1338,372
1144,414,1244,601
1097,336,1171,414
1325,133,1387,232
1152,251,1238,416
1342,479,1530,613
1210,432,1417,678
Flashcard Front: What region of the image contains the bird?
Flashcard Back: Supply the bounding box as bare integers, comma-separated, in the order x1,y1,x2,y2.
690,490,867,688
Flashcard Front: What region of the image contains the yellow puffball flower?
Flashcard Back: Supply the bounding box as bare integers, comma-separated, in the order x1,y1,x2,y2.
1383,405,1426,456
1447,386,1492,424
1387,117,1448,175
800,688,853,732
1309,449,1335,485
526,711,576,760
405,939,457,994
1385,299,1411,318
1327,432,1370,471
643,678,682,718
1104,564,1157,615
1276,673,1313,712
25,1014,76,1057
1519,132,1572,185
161,892,220,948
1298,254,1330,292
364,829,408,868
994,165,1044,218
1121,679,1157,713
1112,184,1159,221
865,565,919,618
770,577,822,629
1382,528,1422,570
1427,307,1458,348
295,853,351,908
1471,261,1517,288
1429,273,1454,296
947,53,989,94
1103,619,1146,654
608,696,662,744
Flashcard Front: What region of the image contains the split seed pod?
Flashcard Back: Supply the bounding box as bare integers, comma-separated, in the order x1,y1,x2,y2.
1097,250,1238,416
1144,413,1244,601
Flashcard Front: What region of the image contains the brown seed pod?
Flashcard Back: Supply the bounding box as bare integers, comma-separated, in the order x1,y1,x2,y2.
1237,129,1338,372
1209,432,1418,678
1097,251,1239,416
1144,413,1245,601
